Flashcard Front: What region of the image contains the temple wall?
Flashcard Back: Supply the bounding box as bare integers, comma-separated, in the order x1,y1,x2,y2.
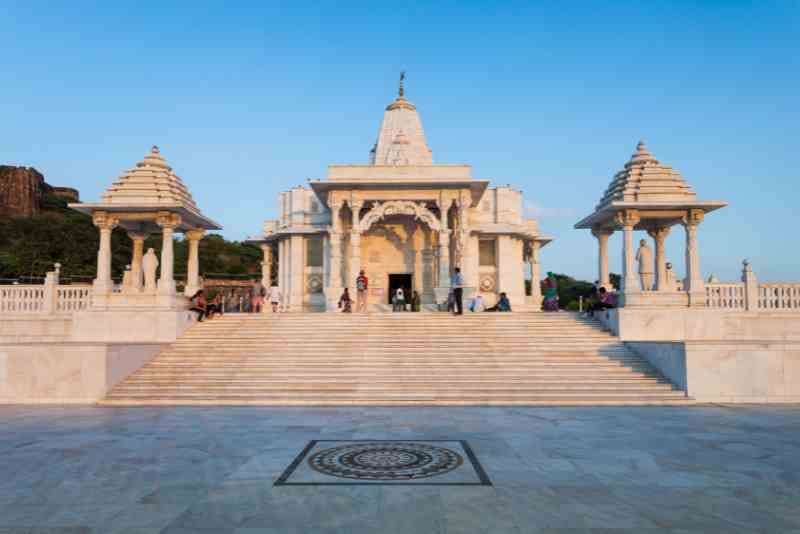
471,187,522,226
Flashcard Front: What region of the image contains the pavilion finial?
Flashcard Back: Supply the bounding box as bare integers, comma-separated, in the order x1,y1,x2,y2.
399,71,405,98
637,139,647,152
151,145,160,154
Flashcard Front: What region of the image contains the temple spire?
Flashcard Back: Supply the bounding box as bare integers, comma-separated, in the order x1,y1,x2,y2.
370,74,432,165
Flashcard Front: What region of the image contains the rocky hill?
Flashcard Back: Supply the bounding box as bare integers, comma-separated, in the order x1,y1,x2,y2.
0,165,79,218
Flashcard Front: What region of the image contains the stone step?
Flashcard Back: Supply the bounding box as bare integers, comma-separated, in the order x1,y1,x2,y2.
106,390,688,399
111,382,674,395
100,398,692,406
150,356,649,369
104,312,686,406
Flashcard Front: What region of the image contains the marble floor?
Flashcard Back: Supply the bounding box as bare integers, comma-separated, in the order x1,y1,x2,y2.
1,406,800,533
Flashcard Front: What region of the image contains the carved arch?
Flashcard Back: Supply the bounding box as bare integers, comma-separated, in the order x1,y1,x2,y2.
358,200,442,233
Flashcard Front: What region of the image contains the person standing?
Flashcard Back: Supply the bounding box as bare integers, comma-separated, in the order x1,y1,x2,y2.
542,272,559,311
410,290,420,312
356,270,369,313
250,280,264,313
268,281,282,313
393,287,406,312
451,267,464,315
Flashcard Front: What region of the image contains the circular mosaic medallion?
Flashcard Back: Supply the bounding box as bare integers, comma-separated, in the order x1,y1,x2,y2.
308,442,463,481
480,275,496,292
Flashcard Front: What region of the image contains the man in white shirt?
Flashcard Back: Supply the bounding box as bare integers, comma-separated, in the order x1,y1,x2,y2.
268,282,282,313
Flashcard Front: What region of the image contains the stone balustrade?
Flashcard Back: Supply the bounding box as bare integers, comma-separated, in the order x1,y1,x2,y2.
705,283,745,310
56,285,93,312
0,284,92,314
705,261,800,311
0,285,47,313
759,284,800,310
0,264,92,315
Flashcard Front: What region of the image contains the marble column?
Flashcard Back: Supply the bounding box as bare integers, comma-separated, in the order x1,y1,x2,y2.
529,240,542,308
328,202,342,292
156,213,181,296
682,209,706,306
328,233,341,287
616,210,641,297
278,239,287,311
92,212,118,295
262,244,273,285
648,226,671,291
289,234,304,311
184,229,205,297
127,231,147,292
591,228,613,289
350,201,362,289
438,230,451,288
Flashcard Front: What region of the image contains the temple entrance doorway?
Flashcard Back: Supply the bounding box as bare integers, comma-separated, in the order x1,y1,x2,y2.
388,273,412,305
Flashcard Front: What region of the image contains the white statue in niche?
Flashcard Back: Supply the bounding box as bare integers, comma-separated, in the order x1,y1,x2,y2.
142,248,159,293
636,239,654,290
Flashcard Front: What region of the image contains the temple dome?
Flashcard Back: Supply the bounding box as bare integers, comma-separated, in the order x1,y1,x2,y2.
369,74,433,166
100,146,202,215
595,140,696,209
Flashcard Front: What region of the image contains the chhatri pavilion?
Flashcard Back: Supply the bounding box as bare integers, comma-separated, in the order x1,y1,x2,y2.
248,77,553,311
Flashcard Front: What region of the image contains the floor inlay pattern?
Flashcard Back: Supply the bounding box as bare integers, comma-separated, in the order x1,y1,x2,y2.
276,440,492,486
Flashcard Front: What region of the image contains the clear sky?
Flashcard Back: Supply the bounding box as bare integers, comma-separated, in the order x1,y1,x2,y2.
2,1,797,282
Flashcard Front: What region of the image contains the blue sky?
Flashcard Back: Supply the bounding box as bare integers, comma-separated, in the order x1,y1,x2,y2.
2,1,798,282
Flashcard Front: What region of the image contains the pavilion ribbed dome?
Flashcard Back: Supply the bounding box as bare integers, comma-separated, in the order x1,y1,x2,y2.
595,140,696,210
100,146,201,214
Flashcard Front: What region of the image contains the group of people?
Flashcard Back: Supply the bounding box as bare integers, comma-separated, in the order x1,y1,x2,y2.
189,280,283,321
337,268,512,314
188,270,617,320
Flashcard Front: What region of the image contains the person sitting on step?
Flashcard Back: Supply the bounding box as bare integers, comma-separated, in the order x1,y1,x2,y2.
339,287,352,313
587,287,617,317
189,290,207,322
485,292,512,312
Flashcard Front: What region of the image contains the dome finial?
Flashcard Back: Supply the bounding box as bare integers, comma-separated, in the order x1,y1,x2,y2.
151,145,160,154
637,139,647,152
399,71,405,98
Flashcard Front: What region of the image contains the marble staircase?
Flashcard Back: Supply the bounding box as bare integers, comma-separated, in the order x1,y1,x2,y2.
102,313,691,405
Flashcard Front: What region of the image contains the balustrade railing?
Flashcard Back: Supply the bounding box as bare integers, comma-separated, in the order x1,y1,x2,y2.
0,285,47,313
705,261,800,312
758,284,800,310
0,263,92,316
56,285,92,312
705,283,745,310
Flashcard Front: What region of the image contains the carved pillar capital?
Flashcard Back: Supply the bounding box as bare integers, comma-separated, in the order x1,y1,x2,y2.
681,209,705,228
591,228,614,240
156,212,182,230
126,231,148,242
647,226,672,240
614,209,640,229
92,211,119,230
185,228,206,242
